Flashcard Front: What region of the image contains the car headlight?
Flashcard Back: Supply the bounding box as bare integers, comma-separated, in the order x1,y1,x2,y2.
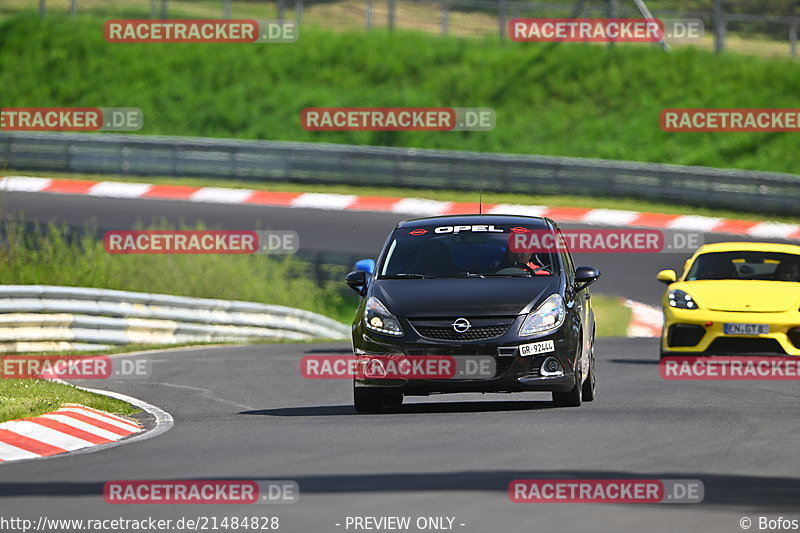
364,297,403,336
520,294,565,337
668,289,699,309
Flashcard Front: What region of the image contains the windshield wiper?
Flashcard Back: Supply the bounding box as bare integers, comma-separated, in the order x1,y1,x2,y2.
381,273,438,279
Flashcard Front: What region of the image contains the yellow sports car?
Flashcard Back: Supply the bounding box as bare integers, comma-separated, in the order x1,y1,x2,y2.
657,242,800,358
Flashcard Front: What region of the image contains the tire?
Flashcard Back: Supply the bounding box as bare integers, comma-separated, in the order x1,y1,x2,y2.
553,358,582,408
354,388,385,413
582,344,596,402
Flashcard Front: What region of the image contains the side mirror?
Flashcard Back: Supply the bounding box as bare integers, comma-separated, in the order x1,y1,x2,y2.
354,258,375,275
656,269,677,284
346,270,368,296
574,266,601,291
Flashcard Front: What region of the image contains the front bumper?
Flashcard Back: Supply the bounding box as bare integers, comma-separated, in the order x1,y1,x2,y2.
662,307,800,356
352,315,580,395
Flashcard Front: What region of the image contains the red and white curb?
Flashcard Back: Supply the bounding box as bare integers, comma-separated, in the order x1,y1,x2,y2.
624,299,663,338
0,404,141,463
3,176,799,240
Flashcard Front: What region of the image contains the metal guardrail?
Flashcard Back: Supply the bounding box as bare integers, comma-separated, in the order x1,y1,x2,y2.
1,132,799,216
0,285,350,353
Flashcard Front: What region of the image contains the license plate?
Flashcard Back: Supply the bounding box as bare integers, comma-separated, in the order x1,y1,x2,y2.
519,340,555,356
724,323,769,336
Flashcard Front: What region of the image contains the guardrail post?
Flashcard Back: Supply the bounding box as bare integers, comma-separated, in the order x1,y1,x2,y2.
713,0,725,54
388,0,396,31
440,2,448,35
790,21,798,58
498,0,507,39
365,0,374,30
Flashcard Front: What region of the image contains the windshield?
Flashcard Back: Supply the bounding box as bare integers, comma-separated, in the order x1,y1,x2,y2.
378,225,561,279
686,251,800,282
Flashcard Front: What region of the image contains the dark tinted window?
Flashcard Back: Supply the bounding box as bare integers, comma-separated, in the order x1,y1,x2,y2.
687,251,800,282
379,225,561,278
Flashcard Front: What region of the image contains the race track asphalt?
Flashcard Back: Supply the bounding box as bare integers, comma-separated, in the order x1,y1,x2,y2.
1,339,797,533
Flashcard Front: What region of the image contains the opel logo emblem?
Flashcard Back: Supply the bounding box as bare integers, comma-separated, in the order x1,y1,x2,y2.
452,318,471,333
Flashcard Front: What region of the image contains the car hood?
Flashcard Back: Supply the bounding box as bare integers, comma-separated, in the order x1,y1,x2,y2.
371,277,562,318
678,280,800,313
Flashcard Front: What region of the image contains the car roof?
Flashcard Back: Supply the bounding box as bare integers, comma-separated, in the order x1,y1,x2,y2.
397,214,553,229
694,241,800,255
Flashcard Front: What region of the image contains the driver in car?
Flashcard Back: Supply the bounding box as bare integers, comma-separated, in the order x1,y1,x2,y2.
500,248,551,275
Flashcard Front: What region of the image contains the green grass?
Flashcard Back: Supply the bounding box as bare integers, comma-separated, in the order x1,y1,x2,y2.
2,14,800,176
593,295,631,338
0,379,139,422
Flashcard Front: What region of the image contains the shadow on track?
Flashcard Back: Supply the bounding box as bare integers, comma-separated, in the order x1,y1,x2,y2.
240,400,555,417
2,471,798,510
608,358,660,365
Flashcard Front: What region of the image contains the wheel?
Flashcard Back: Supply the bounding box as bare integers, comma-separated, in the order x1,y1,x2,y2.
384,393,403,407
354,388,385,413
553,359,582,407
581,344,596,402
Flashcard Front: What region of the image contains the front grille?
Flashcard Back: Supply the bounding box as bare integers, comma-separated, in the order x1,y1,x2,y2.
788,328,800,349
706,338,786,355
406,347,495,356
414,325,510,341
410,317,515,341
668,324,705,347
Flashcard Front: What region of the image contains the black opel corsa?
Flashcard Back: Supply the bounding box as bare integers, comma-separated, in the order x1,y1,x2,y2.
345,214,601,413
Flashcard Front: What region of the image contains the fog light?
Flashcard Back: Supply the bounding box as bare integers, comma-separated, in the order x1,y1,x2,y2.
540,357,563,377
